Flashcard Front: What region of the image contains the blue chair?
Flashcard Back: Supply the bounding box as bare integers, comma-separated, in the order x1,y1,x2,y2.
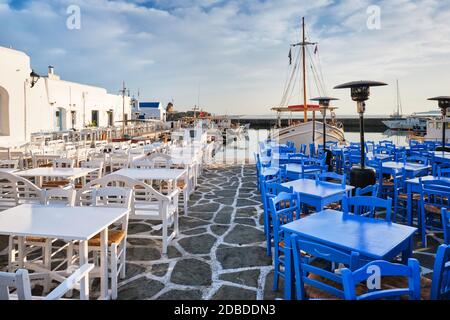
442,208,450,245
309,143,316,157
407,155,429,165
316,172,346,188
299,144,307,154
430,244,450,300
290,235,361,300
287,153,307,164
342,196,392,221
341,259,421,300
300,158,327,179
420,179,450,247
270,192,301,291
355,184,379,197
395,147,407,162
262,181,293,256
437,166,450,178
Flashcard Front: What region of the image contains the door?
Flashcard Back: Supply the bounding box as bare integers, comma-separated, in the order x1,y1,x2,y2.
91,110,99,127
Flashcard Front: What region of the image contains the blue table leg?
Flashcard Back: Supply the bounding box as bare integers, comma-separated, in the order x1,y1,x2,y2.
283,230,294,300
401,237,413,264
407,183,413,226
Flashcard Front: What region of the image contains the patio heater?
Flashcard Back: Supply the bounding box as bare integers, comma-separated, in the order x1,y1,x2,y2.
311,97,339,170
334,80,387,188
428,96,450,152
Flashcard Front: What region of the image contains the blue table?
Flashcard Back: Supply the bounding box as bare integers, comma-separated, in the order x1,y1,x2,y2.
405,175,450,226
382,161,430,178
430,151,450,163
281,179,353,211
281,209,417,300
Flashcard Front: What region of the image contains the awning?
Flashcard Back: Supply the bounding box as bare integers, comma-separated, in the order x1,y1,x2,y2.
271,104,320,112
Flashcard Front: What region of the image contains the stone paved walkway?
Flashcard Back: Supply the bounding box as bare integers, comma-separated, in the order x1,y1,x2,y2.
0,164,439,300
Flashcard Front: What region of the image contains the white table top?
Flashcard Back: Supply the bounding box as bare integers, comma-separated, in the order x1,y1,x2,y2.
17,167,97,179
115,168,187,180
0,168,18,174
0,204,129,240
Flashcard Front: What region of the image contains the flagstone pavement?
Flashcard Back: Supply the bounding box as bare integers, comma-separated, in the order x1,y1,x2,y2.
0,164,439,299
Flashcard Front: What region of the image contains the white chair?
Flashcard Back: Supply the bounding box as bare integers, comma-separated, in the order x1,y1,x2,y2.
41,187,76,207
109,156,130,173
53,158,75,168
140,153,173,168
0,264,94,300
77,187,132,300
0,160,19,169
77,160,104,189
79,175,179,254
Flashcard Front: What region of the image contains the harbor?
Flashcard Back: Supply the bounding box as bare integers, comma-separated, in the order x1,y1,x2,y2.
1,0,450,309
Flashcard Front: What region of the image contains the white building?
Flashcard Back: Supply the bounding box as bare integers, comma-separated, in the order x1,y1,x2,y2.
0,46,131,146
135,102,166,121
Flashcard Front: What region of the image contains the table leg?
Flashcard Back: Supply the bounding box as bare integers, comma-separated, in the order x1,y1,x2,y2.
407,184,413,226
283,230,294,300
79,240,89,300
401,237,413,264
100,228,109,300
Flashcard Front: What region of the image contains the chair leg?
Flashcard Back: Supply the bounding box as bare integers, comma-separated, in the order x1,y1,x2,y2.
120,241,127,279
43,239,52,293
273,247,279,291
111,244,118,300
162,218,168,255
8,236,16,272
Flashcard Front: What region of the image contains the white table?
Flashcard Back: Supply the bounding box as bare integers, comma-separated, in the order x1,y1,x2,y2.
0,168,18,174
116,168,189,213
0,204,129,300
17,167,97,187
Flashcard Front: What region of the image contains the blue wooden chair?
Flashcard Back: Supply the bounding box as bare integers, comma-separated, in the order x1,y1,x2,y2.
299,144,307,154
262,181,293,257
287,153,307,164
316,172,347,188
309,143,316,157
290,235,361,300
341,259,421,300
342,196,392,221
442,208,450,245
355,184,379,197
430,244,450,300
407,155,429,165
300,157,327,179
270,192,301,291
437,166,450,178
420,179,450,247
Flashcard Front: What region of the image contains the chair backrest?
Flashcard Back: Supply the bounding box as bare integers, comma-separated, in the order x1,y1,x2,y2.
341,259,421,300
431,244,450,300
290,235,360,300
437,166,450,178
287,153,307,164
80,160,104,182
342,195,392,221
0,269,32,300
420,179,450,212
53,158,75,168
41,187,76,206
316,172,346,188
355,184,379,197
407,155,429,165
269,192,300,245
92,187,133,209
442,208,450,245
140,153,173,168
0,160,19,169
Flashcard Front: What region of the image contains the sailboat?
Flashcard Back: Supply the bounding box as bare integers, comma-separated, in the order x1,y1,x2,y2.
382,80,422,131
269,17,345,151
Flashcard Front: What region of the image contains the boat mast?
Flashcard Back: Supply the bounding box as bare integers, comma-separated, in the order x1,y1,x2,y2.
396,79,402,117
302,17,307,123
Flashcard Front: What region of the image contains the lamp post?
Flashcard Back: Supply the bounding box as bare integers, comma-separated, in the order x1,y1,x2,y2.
428,96,450,152
334,80,387,188
29,70,41,88
311,97,338,170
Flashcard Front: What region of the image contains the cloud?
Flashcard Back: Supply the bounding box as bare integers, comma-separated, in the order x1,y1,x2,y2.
0,0,449,116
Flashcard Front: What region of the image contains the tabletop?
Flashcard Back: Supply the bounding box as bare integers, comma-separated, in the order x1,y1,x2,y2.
0,168,18,174
0,204,129,241
115,168,187,180
382,161,431,172
405,175,450,185
281,209,417,259
282,179,353,198
17,167,97,178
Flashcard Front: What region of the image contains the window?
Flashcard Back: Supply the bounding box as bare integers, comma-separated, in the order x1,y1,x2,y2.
71,111,76,128
91,110,99,127
107,111,113,127
0,86,10,135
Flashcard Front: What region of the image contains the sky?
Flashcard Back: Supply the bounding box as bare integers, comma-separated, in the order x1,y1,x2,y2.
1,0,450,116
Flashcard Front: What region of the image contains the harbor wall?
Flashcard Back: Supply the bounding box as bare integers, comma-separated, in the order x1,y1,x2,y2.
231,117,392,132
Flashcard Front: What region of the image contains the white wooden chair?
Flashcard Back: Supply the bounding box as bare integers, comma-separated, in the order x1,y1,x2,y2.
141,152,173,168
0,264,94,300
77,160,104,189
109,156,130,173
79,174,180,254
76,187,132,300
0,160,19,169
53,158,75,168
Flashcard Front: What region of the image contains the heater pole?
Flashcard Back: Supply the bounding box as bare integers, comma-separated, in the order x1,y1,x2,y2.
443,110,446,148
323,111,326,151
358,101,365,169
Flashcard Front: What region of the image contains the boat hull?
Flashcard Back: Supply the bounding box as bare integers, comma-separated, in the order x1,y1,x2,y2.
270,121,345,153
